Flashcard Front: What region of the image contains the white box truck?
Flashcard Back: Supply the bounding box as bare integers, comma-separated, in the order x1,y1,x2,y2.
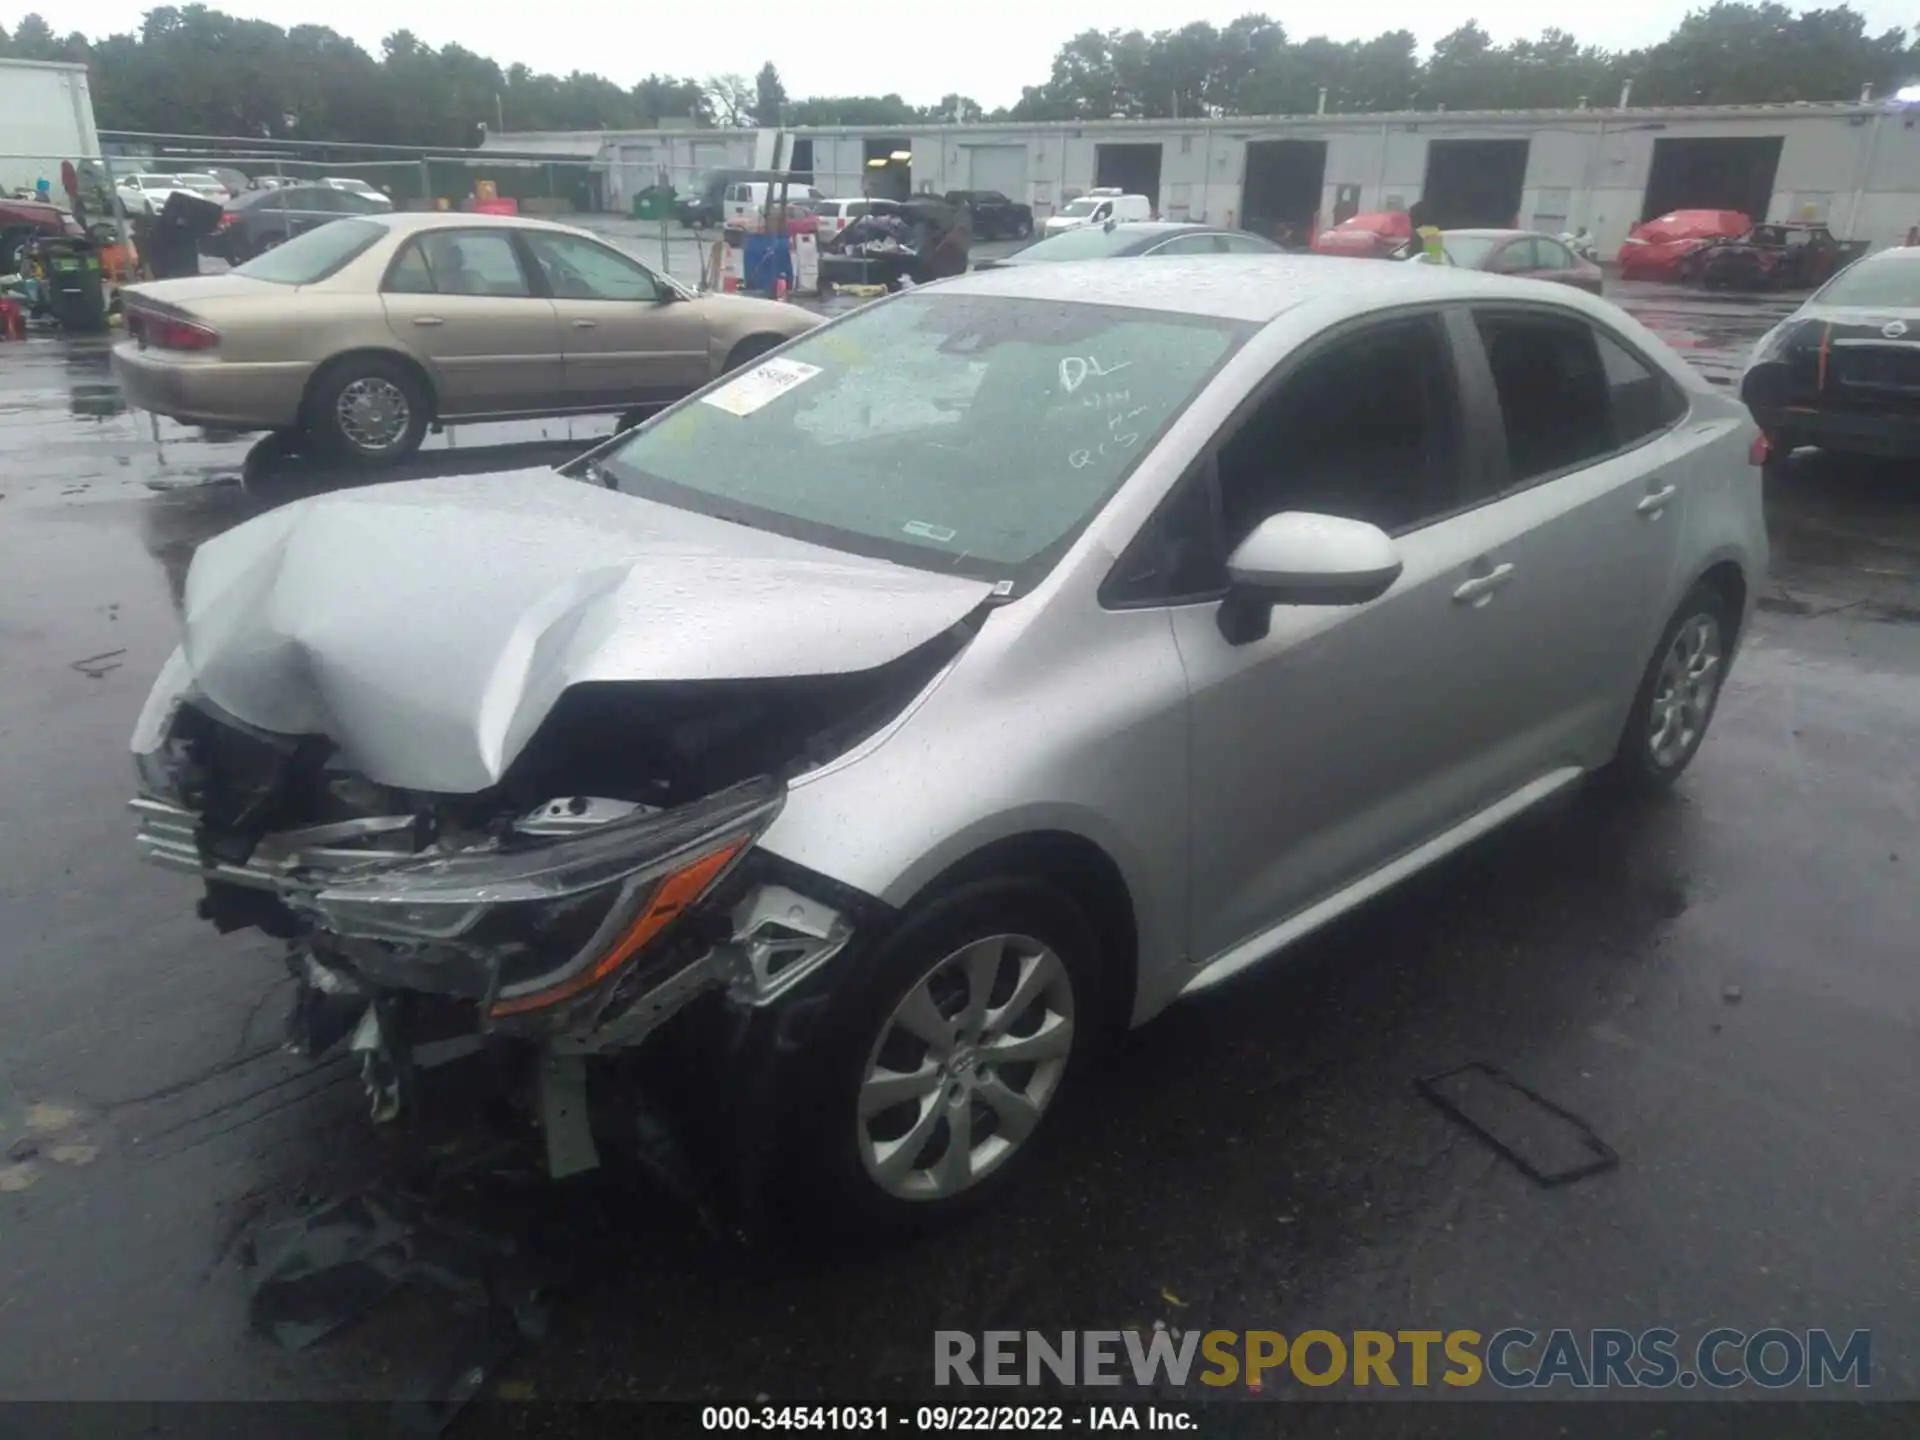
0,58,102,196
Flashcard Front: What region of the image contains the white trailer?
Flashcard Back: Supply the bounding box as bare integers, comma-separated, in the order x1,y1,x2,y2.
0,58,102,196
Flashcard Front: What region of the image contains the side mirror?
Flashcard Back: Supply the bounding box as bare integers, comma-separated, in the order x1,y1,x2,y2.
1217,512,1403,644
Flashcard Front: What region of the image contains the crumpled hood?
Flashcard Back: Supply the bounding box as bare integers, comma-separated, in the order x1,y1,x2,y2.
175,468,994,793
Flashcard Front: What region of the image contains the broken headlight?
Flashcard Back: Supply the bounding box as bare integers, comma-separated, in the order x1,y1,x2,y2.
305,778,784,1019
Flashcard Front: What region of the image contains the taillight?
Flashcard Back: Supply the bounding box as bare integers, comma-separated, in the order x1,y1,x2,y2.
215,211,236,231
1748,432,1772,466
131,311,218,351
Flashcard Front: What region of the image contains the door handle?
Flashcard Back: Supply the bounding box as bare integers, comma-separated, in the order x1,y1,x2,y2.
571,318,598,329
1637,483,1678,516
1452,563,1516,605
411,316,444,327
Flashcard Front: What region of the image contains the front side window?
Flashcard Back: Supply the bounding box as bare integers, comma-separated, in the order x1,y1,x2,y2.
522,232,660,301
600,293,1249,584
1060,198,1100,218
233,219,385,284
1474,311,1616,482
1214,314,1466,546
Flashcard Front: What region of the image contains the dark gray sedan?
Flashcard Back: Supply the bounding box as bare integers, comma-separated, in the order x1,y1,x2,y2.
978,221,1282,268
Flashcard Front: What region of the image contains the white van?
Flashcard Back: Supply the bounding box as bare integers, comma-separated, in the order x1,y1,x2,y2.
1042,190,1153,235
723,181,827,230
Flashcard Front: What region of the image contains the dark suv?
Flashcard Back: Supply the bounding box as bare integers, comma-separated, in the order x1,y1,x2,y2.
944,190,1033,240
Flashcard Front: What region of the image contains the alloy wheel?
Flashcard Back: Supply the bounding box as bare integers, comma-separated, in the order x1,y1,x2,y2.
1648,612,1723,769
857,933,1075,1202
335,376,411,452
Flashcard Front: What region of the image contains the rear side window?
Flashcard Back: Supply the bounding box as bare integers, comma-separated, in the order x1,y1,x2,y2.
1473,312,1615,483
1595,331,1688,444
385,241,435,294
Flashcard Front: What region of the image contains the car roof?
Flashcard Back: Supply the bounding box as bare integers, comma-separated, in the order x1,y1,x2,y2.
357,210,602,239
938,253,1589,322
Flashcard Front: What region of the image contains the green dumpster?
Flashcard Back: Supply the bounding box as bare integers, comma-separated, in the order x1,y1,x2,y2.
39,238,108,333
631,185,677,222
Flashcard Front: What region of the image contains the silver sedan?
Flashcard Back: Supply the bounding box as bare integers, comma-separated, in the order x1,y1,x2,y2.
131,255,1765,1225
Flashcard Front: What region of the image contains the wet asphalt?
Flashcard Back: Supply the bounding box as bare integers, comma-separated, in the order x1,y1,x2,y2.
0,256,1916,1410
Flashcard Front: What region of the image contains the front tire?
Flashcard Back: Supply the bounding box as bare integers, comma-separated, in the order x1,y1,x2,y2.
307,356,429,466
797,878,1104,1234
1609,582,1736,791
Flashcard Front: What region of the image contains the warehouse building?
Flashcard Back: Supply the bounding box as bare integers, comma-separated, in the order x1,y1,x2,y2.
489,96,1920,257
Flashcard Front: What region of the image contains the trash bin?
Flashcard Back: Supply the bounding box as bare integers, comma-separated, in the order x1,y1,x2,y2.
37,237,108,333
631,185,676,222
742,234,793,295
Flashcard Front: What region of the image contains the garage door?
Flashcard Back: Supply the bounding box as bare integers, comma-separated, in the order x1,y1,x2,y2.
968,145,1029,200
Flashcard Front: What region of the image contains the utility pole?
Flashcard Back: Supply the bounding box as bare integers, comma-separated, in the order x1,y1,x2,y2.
495,92,505,134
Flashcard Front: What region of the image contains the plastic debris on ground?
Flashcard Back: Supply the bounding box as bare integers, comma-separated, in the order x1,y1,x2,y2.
242,1174,560,1435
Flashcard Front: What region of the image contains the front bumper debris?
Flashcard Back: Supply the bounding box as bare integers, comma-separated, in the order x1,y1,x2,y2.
133,763,861,1174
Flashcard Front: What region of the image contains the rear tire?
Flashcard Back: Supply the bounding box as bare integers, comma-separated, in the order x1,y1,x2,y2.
1607,581,1737,792
723,334,782,373
306,355,430,467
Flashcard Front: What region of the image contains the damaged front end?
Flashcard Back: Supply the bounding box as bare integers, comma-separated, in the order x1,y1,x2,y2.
128,670,922,1173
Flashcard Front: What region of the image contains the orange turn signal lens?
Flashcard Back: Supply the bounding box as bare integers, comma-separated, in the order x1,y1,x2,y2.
488,840,744,1018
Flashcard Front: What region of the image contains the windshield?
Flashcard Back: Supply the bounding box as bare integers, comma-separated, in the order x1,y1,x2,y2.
1060,199,1101,218
599,293,1250,585
139,176,181,188
1012,226,1141,261
1812,257,1920,308
1440,235,1504,268
233,218,384,283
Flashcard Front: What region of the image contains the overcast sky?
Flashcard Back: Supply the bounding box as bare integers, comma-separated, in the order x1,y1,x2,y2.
45,0,1920,109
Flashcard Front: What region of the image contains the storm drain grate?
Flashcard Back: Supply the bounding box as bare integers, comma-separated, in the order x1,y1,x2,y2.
1415,1061,1619,1187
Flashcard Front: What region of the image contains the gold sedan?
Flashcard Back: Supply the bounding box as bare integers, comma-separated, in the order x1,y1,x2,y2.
112,211,822,465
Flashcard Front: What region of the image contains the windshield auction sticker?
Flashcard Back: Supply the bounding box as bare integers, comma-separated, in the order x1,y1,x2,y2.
701,357,822,416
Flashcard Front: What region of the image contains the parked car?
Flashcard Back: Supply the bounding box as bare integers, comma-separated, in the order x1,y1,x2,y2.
0,195,83,273
129,255,1764,1224
1742,244,1920,460
1615,210,1751,282
1310,210,1413,259
174,172,232,204
723,181,826,232
812,197,901,239
114,174,197,217
113,211,821,464
324,177,394,209
944,189,1034,240
1042,190,1152,235
979,221,1280,268
1405,229,1604,294
1682,221,1867,291
203,183,387,264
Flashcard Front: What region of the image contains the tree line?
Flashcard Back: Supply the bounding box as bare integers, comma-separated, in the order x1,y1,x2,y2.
2,2,1916,149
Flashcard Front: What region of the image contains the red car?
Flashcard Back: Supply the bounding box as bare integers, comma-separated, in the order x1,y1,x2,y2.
1311,210,1412,259
1616,209,1750,282
0,197,84,273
